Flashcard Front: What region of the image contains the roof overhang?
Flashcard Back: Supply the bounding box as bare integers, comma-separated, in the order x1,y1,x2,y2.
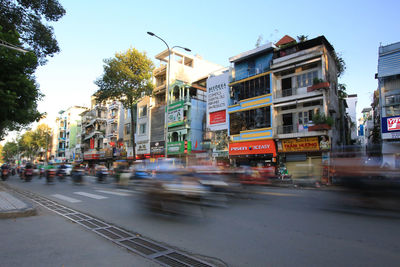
229,43,274,63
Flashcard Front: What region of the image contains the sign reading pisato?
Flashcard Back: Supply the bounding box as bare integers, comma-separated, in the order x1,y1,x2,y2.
229,140,276,156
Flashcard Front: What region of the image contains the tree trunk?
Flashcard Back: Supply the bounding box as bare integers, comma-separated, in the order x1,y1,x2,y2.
129,100,136,161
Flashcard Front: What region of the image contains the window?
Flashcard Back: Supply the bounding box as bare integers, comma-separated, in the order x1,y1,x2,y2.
125,123,131,135
229,106,271,135
281,105,297,111
232,75,270,101
172,132,179,142
296,71,318,88
139,123,146,134
385,95,400,105
139,106,147,117
303,100,322,107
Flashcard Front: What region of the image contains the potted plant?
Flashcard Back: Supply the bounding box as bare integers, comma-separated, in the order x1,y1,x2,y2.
307,78,330,92
308,113,333,131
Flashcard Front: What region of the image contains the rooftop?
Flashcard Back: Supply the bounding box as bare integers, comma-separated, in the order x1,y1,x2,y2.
229,42,274,63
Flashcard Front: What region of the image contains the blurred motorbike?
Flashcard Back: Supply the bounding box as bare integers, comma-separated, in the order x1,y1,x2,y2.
96,167,108,183
72,169,84,185
1,168,9,181
46,168,56,184
24,167,34,182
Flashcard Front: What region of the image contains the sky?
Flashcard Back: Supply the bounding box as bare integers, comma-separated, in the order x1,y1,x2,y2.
3,0,400,142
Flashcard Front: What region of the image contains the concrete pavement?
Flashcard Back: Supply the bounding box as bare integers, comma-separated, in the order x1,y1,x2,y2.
0,182,36,218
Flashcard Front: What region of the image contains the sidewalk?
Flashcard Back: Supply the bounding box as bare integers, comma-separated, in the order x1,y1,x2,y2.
0,182,36,218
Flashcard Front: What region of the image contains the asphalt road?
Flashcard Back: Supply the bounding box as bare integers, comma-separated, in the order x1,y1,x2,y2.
5,174,400,267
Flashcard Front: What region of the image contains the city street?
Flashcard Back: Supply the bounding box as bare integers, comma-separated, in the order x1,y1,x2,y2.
3,174,400,266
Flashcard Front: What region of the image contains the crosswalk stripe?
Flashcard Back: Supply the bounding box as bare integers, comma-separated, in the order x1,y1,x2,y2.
95,190,132,196
73,192,108,199
52,194,81,203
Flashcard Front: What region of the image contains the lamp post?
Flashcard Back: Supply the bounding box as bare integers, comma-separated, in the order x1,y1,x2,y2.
147,32,191,158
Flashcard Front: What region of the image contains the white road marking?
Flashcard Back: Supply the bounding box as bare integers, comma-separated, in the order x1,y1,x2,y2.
73,192,108,199
51,194,82,203
95,190,132,196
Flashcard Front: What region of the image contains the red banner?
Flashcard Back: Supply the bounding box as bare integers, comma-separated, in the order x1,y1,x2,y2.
210,110,226,125
229,140,276,156
90,138,94,149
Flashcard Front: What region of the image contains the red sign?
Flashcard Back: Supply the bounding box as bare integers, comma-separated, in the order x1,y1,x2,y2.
210,110,226,125
388,116,400,131
229,140,276,157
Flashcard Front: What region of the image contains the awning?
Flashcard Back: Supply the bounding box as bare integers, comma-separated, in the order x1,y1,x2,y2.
272,57,321,74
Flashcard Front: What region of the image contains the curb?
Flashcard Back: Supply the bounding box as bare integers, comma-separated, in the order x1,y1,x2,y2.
0,182,37,219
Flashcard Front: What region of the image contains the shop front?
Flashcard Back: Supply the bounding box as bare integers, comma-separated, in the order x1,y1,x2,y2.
150,141,165,158
136,142,150,159
229,140,277,167
277,136,330,181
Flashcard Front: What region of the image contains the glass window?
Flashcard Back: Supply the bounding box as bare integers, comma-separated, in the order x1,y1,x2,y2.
139,106,147,117
139,123,146,134
231,75,270,102
229,107,271,134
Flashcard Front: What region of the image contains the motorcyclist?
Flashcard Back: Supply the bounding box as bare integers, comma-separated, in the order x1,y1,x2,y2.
1,164,9,180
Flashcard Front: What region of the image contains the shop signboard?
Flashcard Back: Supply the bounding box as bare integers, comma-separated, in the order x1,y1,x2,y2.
207,72,229,131
279,137,320,152
150,141,165,156
229,140,276,156
136,142,150,155
382,116,400,139
167,101,184,127
167,141,192,155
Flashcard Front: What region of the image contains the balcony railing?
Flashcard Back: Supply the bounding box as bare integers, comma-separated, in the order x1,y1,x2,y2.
276,125,298,134
276,88,298,98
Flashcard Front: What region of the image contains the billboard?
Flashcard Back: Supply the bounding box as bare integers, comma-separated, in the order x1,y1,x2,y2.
382,116,400,139
207,72,229,131
229,140,276,156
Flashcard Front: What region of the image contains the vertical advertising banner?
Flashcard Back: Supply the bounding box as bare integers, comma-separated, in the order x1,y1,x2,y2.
207,72,230,131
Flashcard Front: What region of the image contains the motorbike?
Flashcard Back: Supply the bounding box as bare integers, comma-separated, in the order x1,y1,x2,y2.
72,169,84,184
24,168,34,182
39,168,45,179
1,168,9,181
57,168,67,182
96,168,108,183
46,168,56,184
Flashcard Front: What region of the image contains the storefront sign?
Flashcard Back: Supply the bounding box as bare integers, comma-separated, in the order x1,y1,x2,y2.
207,72,229,131
136,142,150,155
382,116,400,139
167,108,184,126
279,137,320,152
210,110,226,125
229,140,276,156
150,141,165,155
167,141,192,155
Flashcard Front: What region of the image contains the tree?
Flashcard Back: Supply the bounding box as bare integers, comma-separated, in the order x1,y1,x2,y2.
1,141,19,163
0,0,65,140
0,0,66,64
297,35,308,42
0,28,43,140
333,52,346,78
94,48,154,160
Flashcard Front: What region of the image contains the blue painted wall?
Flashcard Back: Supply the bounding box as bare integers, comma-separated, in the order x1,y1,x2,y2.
190,99,206,151
234,52,273,81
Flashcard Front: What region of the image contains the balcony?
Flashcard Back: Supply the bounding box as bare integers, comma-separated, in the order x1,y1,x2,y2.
275,124,328,139
108,103,119,110
154,64,167,76
275,88,298,98
231,63,270,83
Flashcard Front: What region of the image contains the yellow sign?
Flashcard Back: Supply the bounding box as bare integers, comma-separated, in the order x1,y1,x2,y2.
280,137,320,152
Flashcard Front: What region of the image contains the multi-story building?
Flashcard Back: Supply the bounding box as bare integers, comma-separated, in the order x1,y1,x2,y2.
64,106,88,162
136,96,150,159
55,111,67,162
81,102,107,163
345,94,358,142
228,43,276,167
151,49,222,159
271,35,341,181
377,41,400,168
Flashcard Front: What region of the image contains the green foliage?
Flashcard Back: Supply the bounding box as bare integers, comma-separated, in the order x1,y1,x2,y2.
1,141,18,162
333,52,346,78
338,83,348,100
297,35,308,42
313,78,325,85
94,48,155,109
0,28,44,140
94,48,154,159
0,0,66,64
312,112,334,126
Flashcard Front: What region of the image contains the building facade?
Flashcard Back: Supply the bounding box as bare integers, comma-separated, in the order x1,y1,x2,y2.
228,43,276,167
377,41,400,168
270,36,341,181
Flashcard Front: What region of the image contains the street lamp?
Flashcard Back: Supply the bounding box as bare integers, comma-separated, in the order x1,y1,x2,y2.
147,32,191,158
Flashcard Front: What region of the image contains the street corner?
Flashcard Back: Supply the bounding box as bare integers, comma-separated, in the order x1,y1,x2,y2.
0,186,37,219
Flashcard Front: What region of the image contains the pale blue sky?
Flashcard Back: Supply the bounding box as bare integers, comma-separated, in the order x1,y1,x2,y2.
29,0,400,129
